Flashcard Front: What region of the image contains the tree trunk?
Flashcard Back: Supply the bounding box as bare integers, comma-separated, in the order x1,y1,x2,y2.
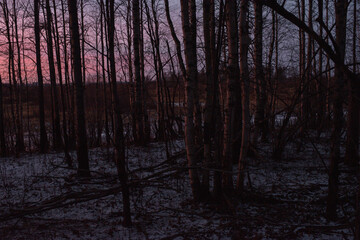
133,0,145,145
12,0,25,153
202,0,216,194
345,0,359,166
236,0,250,192
46,0,63,151
223,0,240,190
326,0,347,220
108,0,132,226
67,0,90,177
180,0,201,201
61,0,76,150
99,0,111,146
0,76,7,157
253,0,267,143
52,0,72,166
34,0,49,153
2,1,23,155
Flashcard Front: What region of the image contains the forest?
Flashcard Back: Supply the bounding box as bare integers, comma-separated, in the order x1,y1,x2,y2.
0,0,359,239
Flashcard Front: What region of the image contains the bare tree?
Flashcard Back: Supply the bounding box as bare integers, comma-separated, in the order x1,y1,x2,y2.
326,0,348,220
67,0,90,177
2,0,23,155
52,0,72,166
180,0,201,201
236,0,250,192
253,0,267,143
133,0,145,144
34,0,49,153
345,0,359,166
12,0,25,153
223,0,240,191
0,76,6,157
108,0,132,226
46,0,63,150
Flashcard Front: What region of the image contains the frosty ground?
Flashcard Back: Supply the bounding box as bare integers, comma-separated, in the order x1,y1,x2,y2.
0,137,357,239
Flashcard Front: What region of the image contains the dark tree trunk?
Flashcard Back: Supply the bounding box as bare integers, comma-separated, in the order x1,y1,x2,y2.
3,1,23,155
345,0,359,166
34,0,48,153
236,0,250,192
253,0,267,143
46,0,63,151
108,0,132,226
180,0,201,201
133,0,145,145
326,0,347,221
67,0,90,177
99,0,111,146
12,0,25,153
52,0,72,166
0,76,7,157
223,0,240,190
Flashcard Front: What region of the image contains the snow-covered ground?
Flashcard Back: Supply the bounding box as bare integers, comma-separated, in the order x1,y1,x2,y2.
0,137,358,239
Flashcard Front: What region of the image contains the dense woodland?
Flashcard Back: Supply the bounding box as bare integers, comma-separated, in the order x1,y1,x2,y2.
0,0,359,239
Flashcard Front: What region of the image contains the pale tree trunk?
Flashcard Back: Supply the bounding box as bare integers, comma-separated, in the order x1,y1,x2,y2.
46,0,63,151
253,0,267,143
326,0,347,221
34,0,48,153
108,0,132,226
180,0,201,201
67,0,90,177
223,0,240,190
236,0,250,192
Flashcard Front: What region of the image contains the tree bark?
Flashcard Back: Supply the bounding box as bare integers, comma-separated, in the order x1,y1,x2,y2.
52,0,72,166
133,0,145,145
223,0,240,190
46,0,63,151
108,0,132,226
67,0,90,177
2,1,23,155
34,0,49,153
236,0,250,192
202,0,216,194
180,0,201,201
253,0,267,143
326,0,347,221
345,0,359,166
0,76,6,157
12,0,25,153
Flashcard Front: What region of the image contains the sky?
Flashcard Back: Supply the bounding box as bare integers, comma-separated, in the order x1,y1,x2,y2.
0,0,358,86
